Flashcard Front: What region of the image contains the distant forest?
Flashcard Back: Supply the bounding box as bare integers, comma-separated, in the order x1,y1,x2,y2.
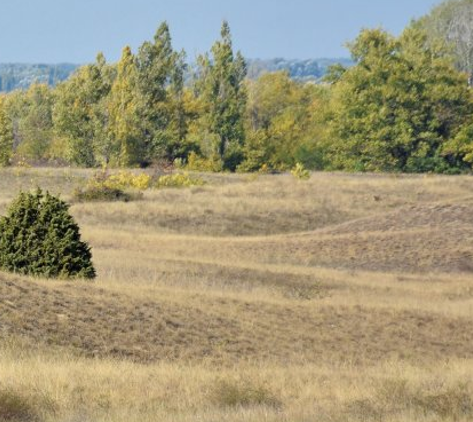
0,58,353,92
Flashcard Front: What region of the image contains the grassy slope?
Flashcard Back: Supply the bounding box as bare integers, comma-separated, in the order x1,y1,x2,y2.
0,168,473,421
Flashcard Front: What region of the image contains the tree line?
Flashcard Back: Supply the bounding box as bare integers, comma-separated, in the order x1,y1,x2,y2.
1,0,473,173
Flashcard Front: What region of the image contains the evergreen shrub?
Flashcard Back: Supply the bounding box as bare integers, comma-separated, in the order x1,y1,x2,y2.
0,189,96,279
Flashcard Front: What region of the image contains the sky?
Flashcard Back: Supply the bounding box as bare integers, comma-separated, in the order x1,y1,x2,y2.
0,0,441,64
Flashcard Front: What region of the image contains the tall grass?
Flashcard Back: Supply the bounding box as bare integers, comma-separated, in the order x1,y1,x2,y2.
1,342,473,422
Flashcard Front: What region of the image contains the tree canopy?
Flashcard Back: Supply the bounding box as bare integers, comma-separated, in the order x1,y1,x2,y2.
1,11,473,174
414,0,473,85
327,27,473,172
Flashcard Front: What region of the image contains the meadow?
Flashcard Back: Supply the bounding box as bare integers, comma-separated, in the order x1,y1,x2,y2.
1,168,473,421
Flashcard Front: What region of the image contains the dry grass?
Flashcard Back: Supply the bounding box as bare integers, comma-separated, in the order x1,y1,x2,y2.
0,168,473,421
2,342,473,422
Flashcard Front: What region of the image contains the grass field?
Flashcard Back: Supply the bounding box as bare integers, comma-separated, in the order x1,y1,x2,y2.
1,168,473,421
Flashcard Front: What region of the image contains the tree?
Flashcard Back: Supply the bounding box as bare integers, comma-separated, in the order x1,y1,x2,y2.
6,83,54,162
165,50,199,161
0,96,13,166
107,46,143,167
135,22,189,163
415,0,473,85
241,72,329,171
53,54,113,167
89,53,116,166
0,189,95,279
328,27,473,173
193,21,247,170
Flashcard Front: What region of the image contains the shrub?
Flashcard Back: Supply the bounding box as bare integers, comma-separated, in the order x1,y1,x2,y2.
155,172,206,189
208,379,281,409
414,384,473,419
0,189,96,279
186,152,223,172
72,170,145,203
347,379,473,420
103,171,151,190
0,389,41,422
73,185,137,203
291,162,311,180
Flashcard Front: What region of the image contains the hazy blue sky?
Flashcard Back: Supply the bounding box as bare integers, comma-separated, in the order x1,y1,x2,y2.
0,0,440,63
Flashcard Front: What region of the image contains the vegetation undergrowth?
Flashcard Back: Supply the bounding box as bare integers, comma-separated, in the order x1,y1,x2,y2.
208,379,282,409
291,162,311,180
0,388,44,422
155,172,206,189
72,170,145,202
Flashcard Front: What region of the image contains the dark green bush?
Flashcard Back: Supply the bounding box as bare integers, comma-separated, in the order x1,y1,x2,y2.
72,185,137,203
0,189,96,279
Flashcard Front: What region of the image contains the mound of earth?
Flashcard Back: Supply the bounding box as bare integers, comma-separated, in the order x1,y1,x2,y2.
238,202,473,273
1,274,473,364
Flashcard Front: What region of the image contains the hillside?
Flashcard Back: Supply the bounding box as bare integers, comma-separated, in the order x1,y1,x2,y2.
0,169,473,421
0,63,79,91
246,57,353,81
0,58,352,92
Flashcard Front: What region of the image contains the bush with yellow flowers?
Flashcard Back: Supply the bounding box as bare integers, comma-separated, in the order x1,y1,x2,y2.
73,170,148,203
155,172,206,189
291,162,311,180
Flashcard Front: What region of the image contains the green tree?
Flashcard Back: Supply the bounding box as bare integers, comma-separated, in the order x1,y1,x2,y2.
53,54,113,167
193,21,247,170
241,72,329,171
136,22,189,163
328,27,473,173
107,46,143,167
90,53,116,166
165,50,198,161
0,189,95,279
6,84,54,162
414,0,473,85
0,96,13,166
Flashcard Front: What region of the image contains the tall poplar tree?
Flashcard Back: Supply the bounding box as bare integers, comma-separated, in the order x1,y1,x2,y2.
53,54,112,167
0,96,13,166
195,21,247,170
136,22,188,163
107,46,143,167
90,53,116,165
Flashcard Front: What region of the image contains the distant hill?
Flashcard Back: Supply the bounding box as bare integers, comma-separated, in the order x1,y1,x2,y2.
0,58,353,92
0,63,79,92
246,58,354,82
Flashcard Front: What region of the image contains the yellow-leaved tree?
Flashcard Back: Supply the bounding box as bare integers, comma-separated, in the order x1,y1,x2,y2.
241,71,329,172
107,46,144,167
0,96,13,166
